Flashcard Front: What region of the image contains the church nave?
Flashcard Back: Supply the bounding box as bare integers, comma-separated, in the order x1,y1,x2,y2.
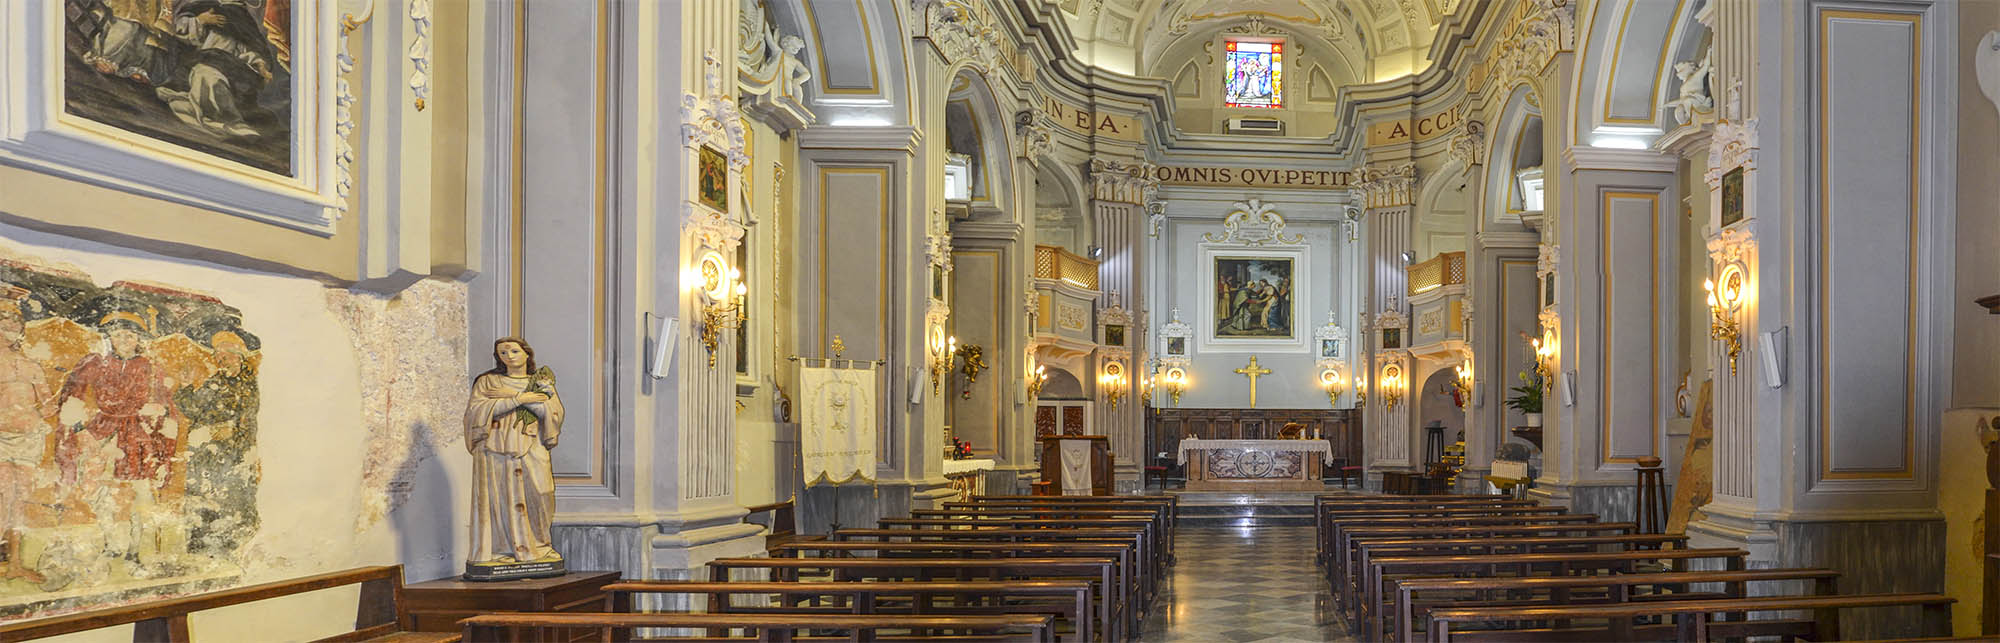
0,0,1996,639
1143,525,1348,643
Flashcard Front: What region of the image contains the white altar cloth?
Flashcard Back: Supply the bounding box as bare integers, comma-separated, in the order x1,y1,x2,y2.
942,458,995,476
1177,439,1335,465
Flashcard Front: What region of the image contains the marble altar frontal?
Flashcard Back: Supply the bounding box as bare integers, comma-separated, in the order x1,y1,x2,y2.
1177,439,1332,492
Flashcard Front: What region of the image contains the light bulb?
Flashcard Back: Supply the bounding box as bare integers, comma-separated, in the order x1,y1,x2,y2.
729,267,741,280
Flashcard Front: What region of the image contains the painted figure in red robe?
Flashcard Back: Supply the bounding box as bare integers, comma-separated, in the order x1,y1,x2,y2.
55,311,179,488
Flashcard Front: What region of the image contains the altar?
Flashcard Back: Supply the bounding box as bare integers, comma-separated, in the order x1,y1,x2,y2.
1177,439,1332,491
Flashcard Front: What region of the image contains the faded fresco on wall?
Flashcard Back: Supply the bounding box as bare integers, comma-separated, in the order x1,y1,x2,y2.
64,0,296,175
0,256,261,618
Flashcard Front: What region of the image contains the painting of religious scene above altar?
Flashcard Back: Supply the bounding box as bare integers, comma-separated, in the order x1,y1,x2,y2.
0,254,262,618
1213,257,1294,338
63,0,296,176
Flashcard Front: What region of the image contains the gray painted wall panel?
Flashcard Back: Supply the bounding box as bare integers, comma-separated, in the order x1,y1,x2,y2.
1821,15,1918,475
521,6,605,479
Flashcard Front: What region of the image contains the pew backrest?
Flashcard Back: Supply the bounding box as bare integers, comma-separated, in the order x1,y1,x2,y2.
0,566,444,643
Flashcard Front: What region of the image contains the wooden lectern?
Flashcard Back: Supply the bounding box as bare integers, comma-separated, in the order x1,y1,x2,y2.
1035,435,1112,496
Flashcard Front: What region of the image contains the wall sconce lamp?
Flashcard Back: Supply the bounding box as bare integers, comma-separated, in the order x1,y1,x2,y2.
1529,327,1557,391
1163,366,1188,406
1382,364,1405,411
1140,370,1155,405
1318,368,1346,407
1354,376,1367,407
955,344,985,398
929,329,957,393
1027,363,1048,398
1452,361,1474,408
1704,263,1747,375
1100,361,1128,410
695,250,746,369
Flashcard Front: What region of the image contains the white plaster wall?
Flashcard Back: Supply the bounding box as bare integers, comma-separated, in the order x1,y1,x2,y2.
2,223,472,641
1154,192,1356,409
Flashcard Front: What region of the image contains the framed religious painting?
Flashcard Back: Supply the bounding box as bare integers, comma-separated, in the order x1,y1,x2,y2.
699,145,729,211
0,1,344,231
1381,328,1402,350
1103,324,1126,347
1719,166,1745,227
1320,338,1341,359
1211,256,1296,338
1165,336,1187,356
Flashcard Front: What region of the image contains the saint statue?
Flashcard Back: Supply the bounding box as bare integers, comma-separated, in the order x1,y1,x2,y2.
463,337,566,581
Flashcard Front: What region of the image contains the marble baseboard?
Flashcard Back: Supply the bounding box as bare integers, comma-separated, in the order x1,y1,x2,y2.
1774,519,1947,639
1688,515,1948,639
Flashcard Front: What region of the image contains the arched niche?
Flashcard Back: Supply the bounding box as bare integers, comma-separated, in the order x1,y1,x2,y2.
1039,367,1087,400
1033,161,1092,255
944,69,1014,220
1484,84,1545,228
1416,163,1472,260
1416,366,1467,440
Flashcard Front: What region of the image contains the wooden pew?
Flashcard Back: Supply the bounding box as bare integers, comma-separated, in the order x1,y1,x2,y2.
958,497,1177,528
879,517,1159,588
1390,567,1841,642
706,557,1125,641
1424,592,1954,642
604,580,1095,642
1330,522,1638,590
771,540,1145,626
1358,547,1750,638
1345,532,1686,620
1348,532,1688,624
0,566,452,643
912,508,1171,556
944,501,1175,560
1326,514,1606,590
829,528,1153,591
1313,499,1546,567
460,611,1057,642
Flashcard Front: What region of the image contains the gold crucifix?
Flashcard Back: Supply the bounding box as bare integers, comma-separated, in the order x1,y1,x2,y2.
1234,355,1274,408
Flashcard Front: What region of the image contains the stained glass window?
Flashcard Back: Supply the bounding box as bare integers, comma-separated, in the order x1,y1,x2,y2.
1223,40,1283,108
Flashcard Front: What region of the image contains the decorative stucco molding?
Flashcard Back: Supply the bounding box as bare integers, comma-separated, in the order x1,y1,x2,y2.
1703,118,1758,188
1706,225,1755,266
1016,109,1054,160
335,9,373,214
1355,163,1417,209
1481,0,1575,92
683,51,751,251
917,0,1012,72
1448,120,1486,168
408,0,432,111
927,208,955,275
1202,198,1306,246
1088,157,1158,205
738,0,815,131
1536,243,1559,279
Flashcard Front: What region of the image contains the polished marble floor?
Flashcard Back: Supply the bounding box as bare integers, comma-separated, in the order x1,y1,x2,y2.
1138,525,1356,642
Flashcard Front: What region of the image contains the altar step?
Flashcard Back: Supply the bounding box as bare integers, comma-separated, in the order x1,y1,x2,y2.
1168,491,1327,527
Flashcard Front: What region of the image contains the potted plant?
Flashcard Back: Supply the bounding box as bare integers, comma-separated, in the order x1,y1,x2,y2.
1505,371,1545,428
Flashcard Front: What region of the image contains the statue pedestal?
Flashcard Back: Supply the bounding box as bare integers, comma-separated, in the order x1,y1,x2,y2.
464,557,568,582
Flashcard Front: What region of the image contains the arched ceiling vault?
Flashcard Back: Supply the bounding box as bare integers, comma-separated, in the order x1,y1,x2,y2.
1053,0,1450,79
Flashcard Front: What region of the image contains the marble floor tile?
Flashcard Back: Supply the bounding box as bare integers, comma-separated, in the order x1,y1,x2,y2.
1138,525,1356,642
